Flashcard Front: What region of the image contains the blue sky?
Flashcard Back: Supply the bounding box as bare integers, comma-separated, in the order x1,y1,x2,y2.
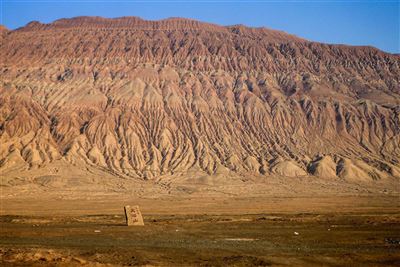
1,0,399,53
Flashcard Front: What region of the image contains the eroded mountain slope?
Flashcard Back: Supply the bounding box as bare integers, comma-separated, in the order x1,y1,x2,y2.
0,17,399,187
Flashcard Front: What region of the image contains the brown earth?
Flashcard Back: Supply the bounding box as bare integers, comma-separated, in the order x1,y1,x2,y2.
1,196,399,266
0,16,399,195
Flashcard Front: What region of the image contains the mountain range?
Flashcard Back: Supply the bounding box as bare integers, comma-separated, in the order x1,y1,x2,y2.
1,16,399,195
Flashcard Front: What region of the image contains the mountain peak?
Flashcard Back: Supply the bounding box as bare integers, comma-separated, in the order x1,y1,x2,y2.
21,16,225,31
17,16,303,42
0,24,9,32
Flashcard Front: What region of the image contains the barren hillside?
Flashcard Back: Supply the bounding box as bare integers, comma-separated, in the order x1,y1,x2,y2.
1,16,399,194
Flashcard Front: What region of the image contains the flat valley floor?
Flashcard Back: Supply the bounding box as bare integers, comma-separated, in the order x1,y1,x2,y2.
0,196,399,266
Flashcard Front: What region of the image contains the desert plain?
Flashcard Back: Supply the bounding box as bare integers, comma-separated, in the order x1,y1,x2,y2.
1,165,399,266
1,194,399,266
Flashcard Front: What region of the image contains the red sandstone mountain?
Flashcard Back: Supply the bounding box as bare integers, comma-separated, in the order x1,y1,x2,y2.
0,17,399,192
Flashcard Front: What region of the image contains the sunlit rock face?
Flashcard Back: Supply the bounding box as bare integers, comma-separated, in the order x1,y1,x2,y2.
1,16,399,182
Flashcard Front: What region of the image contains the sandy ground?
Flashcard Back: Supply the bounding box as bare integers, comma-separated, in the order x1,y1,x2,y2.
0,195,399,215
0,195,399,266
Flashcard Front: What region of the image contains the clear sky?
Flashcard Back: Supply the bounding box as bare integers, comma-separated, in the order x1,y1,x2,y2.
1,0,399,54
